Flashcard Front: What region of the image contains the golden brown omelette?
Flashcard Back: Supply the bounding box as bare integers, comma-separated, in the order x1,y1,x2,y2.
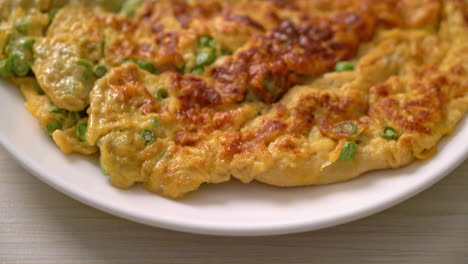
1,0,468,198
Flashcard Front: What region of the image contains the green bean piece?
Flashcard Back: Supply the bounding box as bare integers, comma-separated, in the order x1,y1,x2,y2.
92,65,107,78
49,8,60,24
195,50,216,67
45,121,62,136
335,61,355,72
335,122,358,136
77,59,92,68
136,60,153,72
263,78,281,95
4,37,34,62
152,118,160,128
77,59,92,80
99,158,109,176
4,35,21,56
208,39,217,49
71,111,81,122
121,0,143,16
140,128,155,145
48,104,66,114
14,18,32,34
122,58,160,74
4,41,13,56
199,36,212,47
381,126,399,140
176,66,185,74
93,0,123,12
22,39,35,54
156,88,169,101
221,47,232,56
122,58,135,64
35,80,45,95
8,53,30,76
83,71,90,81
339,141,357,161
0,59,13,78
282,38,292,44
136,60,159,74
48,104,59,113
76,122,88,142
191,67,204,76
101,39,106,56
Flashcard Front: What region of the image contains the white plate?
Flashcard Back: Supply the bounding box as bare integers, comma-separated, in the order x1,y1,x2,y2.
1,79,467,236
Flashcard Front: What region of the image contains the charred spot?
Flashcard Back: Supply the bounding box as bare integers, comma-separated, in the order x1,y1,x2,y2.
223,12,266,31
221,132,244,156
154,32,185,69
266,10,282,25
320,117,359,140
248,66,294,103
371,83,391,97
452,65,466,75
358,116,374,125
211,58,249,103
268,0,298,9
465,9,468,25
288,115,315,135
276,137,298,152
229,16,364,103
395,117,431,134
176,75,221,107
289,91,363,139
171,0,223,28
140,97,159,114
330,97,355,113
148,22,185,68
110,65,139,86
333,11,376,42
109,66,159,114
161,32,179,53
213,111,236,130
254,119,287,143
175,107,208,125
327,42,357,59
150,24,165,41
174,128,198,146
274,103,288,116
370,89,439,134
140,1,155,18
136,43,156,58
102,15,137,33
113,83,140,102
414,65,439,79
271,20,300,43
296,22,333,43
108,39,137,60
336,12,360,25
172,2,190,28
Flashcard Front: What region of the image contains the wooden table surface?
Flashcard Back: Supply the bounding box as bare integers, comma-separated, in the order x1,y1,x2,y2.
1,146,467,264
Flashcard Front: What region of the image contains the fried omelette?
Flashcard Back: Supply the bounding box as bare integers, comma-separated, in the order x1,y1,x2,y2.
1,0,467,198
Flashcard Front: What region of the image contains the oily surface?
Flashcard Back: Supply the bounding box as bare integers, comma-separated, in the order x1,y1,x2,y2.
1,0,468,198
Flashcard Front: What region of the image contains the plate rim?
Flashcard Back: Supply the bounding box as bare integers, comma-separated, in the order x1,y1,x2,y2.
1,126,467,236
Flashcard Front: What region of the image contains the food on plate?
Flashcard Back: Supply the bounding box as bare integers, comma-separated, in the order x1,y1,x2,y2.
1,0,468,198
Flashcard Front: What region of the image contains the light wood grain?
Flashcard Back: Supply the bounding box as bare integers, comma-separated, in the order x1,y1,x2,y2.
0,145,467,264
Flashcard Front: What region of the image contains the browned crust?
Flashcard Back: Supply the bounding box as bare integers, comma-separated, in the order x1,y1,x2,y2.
9,0,468,198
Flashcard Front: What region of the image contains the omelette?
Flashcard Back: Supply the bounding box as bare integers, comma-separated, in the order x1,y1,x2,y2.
1,0,467,198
